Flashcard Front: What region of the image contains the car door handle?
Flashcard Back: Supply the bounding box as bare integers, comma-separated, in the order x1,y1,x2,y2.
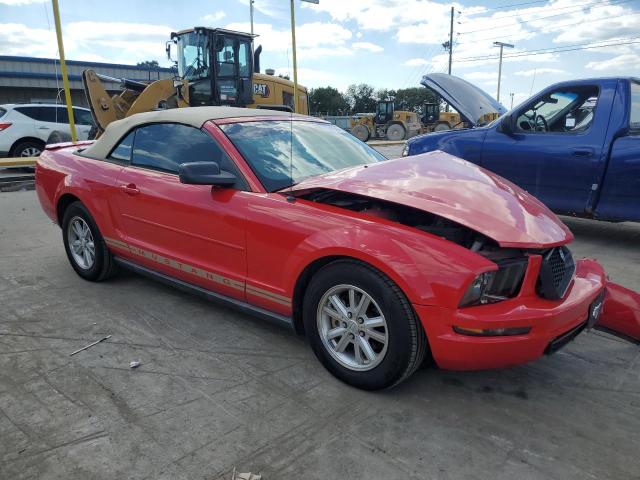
572,148,594,157
120,184,140,196
38,126,51,130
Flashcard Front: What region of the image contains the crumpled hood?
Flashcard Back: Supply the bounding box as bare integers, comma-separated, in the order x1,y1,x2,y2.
292,151,572,248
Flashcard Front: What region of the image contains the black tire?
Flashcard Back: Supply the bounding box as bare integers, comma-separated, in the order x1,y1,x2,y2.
11,139,45,157
351,124,370,142
61,201,117,282
303,259,428,390
386,123,406,141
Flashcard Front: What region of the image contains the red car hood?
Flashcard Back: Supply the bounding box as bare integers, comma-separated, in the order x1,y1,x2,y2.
291,151,572,248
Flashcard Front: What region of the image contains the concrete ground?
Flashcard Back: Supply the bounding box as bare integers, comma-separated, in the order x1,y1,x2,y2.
1,185,640,479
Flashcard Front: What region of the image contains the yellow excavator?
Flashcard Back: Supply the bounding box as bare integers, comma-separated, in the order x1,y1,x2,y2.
83,27,308,137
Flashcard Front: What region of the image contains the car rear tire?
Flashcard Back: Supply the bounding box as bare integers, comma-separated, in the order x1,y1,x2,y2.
351,124,370,142
303,259,427,390
11,139,45,157
386,123,406,141
61,201,117,282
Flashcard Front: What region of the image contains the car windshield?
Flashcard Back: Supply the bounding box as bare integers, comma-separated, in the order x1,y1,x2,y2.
220,120,386,192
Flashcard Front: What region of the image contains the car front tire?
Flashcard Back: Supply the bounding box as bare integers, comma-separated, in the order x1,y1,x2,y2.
303,259,428,390
61,201,117,282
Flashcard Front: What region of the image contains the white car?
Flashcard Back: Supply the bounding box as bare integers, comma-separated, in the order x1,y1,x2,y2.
0,103,94,158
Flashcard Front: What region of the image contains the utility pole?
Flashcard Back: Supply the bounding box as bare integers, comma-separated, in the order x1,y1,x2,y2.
493,41,514,103
249,0,254,35
290,0,319,114
448,6,454,75
51,0,76,143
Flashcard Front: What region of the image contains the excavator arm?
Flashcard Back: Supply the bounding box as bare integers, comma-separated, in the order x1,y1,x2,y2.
82,69,189,136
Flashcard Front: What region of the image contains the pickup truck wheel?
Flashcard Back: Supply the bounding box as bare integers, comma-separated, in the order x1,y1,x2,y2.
303,259,427,390
61,202,117,282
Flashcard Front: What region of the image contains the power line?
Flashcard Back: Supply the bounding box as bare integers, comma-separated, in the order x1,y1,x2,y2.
471,0,549,13
458,0,637,35
454,36,640,62
457,8,640,46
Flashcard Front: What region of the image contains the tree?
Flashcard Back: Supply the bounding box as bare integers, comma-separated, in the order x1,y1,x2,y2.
394,87,438,112
137,60,160,68
345,83,378,113
309,86,349,115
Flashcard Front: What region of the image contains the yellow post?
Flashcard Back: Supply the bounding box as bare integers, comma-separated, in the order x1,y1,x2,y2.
290,0,299,114
51,0,77,142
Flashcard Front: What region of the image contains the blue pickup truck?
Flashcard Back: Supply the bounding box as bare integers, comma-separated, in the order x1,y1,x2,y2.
406,74,640,222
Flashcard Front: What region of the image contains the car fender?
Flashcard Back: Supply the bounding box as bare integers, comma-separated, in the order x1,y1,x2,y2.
284,223,494,308
597,282,640,343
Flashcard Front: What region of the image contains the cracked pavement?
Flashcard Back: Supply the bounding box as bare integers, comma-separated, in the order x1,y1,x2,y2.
1,182,639,479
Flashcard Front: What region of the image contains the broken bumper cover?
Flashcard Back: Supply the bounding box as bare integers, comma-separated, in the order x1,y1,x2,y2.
414,259,611,371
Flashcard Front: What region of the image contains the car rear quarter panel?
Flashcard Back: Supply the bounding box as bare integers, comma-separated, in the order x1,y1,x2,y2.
408,128,488,162
244,193,495,314
36,145,123,240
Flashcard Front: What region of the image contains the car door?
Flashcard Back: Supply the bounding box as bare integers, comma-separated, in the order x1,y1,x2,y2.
481,81,615,215
112,123,249,300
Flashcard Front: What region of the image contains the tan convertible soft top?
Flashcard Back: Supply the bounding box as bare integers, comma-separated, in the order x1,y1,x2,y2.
80,106,304,160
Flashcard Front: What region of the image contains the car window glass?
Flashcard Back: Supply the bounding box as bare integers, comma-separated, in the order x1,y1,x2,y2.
630,82,640,131
221,121,386,192
74,109,94,126
131,123,245,187
35,107,68,123
0,107,6,119
109,131,135,162
516,87,599,134
14,106,42,120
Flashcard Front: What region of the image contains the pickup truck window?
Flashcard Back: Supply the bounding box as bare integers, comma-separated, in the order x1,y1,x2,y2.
516,86,598,134
631,82,640,131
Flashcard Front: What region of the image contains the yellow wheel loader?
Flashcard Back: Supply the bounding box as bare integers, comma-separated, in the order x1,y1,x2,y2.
419,102,462,132
350,101,421,142
83,27,308,137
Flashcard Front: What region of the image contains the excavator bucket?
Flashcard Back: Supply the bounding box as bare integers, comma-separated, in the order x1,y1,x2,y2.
595,282,640,343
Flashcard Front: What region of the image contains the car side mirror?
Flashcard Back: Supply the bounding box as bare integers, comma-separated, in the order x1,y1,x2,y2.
498,113,516,136
178,161,236,187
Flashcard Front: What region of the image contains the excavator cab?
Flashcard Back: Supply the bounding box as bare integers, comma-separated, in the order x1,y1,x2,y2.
171,27,254,107
421,102,440,125
374,101,395,125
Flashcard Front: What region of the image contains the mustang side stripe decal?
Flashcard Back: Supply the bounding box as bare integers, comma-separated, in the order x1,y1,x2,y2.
103,237,291,305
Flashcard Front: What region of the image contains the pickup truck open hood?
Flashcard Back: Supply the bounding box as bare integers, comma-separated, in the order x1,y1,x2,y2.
421,73,507,126
291,151,572,249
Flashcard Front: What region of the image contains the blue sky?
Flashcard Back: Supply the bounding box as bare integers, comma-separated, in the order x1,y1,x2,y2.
1,0,639,108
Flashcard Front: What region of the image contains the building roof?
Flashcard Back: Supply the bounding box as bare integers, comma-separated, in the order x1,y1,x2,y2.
81,106,306,159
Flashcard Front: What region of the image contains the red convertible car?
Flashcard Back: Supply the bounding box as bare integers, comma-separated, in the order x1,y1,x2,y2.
35,107,640,390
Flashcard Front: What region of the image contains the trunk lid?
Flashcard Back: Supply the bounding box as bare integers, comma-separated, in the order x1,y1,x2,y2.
291,152,572,249
421,73,507,126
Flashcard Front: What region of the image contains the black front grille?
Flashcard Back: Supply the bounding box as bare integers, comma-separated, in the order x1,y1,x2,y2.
537,246,575,300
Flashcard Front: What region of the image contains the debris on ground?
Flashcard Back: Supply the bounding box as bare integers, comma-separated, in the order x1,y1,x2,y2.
231,467,261,480
69,335,112,356
129,361,141,369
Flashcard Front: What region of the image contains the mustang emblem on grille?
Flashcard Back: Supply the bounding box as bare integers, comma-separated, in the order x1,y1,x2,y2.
558,248,566,262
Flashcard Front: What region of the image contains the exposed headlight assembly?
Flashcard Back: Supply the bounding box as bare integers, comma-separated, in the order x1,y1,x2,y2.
459,271,495,307
459,257,528,307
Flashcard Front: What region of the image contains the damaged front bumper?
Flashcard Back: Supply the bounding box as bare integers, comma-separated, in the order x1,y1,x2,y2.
414,258,640,371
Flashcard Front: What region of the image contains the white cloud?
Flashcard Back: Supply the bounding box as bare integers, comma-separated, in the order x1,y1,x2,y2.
202,11,226,23
225,21,353,59
586,52,640,72
352,42,383,53
463,71,498,81
402,58,430,67
514,68,566,76
0,23,57,57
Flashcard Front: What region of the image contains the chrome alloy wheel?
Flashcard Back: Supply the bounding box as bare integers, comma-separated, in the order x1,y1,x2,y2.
21,146,41,157
317,284,388,371
67,216,95,270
